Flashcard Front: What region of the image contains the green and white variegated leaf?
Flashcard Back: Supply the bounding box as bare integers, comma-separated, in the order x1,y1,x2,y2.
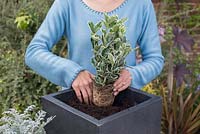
88,22,95,33
108,53,115,65
91,34,100,41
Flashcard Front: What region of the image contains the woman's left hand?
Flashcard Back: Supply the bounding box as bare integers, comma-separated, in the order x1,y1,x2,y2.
113,68,132,96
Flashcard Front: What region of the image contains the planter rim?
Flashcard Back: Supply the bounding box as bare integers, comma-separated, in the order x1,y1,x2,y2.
42,87,162,126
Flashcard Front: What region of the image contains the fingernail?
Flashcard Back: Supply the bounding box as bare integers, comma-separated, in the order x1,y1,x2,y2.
113,88,117,91
114,92,118,96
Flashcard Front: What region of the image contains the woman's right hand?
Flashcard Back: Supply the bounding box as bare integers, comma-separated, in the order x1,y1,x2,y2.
72,70,94,105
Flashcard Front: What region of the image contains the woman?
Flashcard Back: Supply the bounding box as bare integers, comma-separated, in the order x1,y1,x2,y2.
25,0,164,105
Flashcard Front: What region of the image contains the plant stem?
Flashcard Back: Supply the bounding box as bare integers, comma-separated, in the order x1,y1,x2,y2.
167,44,174,134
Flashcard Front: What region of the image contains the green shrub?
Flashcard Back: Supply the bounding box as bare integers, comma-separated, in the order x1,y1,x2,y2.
0,0,65,116
0,40,60,115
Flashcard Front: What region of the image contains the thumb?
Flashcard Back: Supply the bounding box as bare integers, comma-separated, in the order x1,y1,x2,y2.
90,73,95,79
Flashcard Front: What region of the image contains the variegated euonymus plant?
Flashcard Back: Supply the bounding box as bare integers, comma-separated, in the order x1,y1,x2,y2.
88,14,132,87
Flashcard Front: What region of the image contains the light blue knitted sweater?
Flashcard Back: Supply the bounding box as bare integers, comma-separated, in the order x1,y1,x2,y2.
25,0,164,89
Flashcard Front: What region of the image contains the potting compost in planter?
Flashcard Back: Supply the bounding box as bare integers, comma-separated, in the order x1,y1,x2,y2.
42,87,162,134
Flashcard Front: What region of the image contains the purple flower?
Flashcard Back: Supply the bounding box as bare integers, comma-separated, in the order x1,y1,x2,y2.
158,26,165,37
197,85,200,91
197,74,200,81
158,25,166,43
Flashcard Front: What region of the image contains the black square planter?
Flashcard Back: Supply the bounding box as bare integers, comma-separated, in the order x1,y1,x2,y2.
42,87,162,134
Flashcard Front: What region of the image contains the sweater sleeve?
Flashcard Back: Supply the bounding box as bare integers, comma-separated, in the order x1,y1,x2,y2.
125,0,164,89
25,0,84,89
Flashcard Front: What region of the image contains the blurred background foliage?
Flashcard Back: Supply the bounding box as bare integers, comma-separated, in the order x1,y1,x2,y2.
0,0,67,115
143,0,200,133
0,0,200,133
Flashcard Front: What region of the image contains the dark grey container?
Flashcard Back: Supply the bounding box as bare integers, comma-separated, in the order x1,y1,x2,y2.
42,87,162,134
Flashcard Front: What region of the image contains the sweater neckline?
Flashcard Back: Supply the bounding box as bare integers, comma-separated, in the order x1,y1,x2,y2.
80,0,129,15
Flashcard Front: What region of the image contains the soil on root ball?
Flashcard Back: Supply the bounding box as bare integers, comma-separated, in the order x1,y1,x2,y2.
64,94,137,120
